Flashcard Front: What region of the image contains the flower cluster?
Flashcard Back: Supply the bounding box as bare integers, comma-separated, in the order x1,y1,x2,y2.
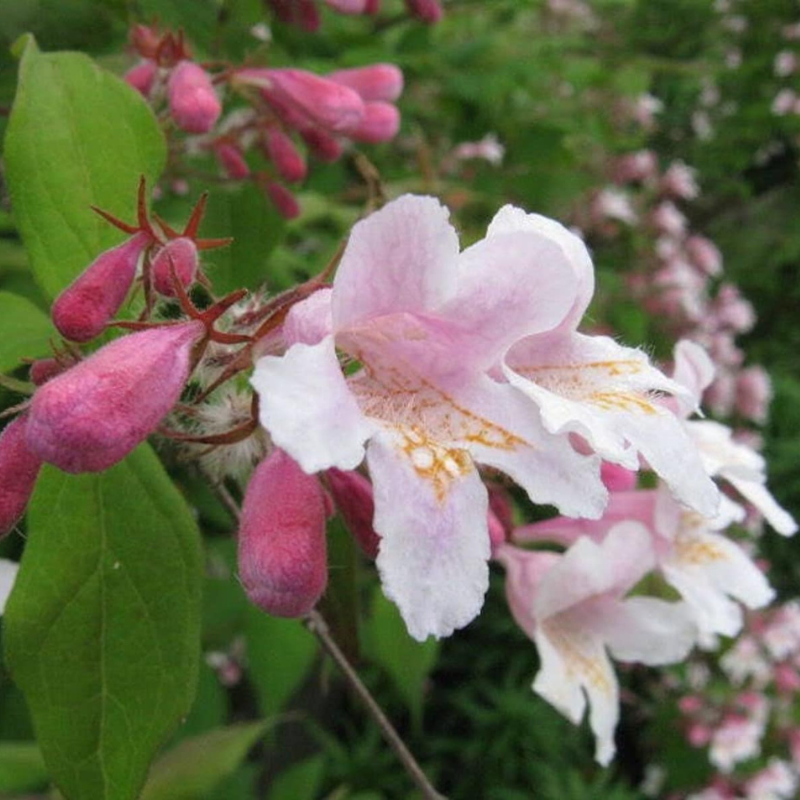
123,25,404,218
265,0,442,31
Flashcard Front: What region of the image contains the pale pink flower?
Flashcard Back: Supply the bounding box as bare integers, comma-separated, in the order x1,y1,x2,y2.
252,196,608,640
499,523,696,764
710,713,765,772
496,208,718,517
745,758,797,800
686,235,723,277
452,133,505,166
631,93,663,129
782,22,800,40
772,88,798,116
651,201,688,238
661,161,700,200
591,187,638,225
672,341,797,536
774,51,799,77
735,366,772,423
762,602,800,660
613,150,658,184
721,636,772,687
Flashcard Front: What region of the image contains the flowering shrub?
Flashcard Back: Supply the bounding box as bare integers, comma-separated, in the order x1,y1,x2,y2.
0,1,798,798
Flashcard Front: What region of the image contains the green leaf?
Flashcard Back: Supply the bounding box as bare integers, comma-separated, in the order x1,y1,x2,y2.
200,183,286,295
4,38,165,299
0,741,48,793
364,589,439,731
140,722,266,800
0,291,55,374
245,607,317,718
267,754,325,800
3,444,203,800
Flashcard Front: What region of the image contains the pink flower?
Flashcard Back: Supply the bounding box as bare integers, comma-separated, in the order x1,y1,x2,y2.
252,195,609,640
124,60,157,97
328,64,404,102
264,129,307,183
151,237,199,296
686,235,723,277
775,50,799,77
651,201,688,237
710,713,765,772
735,365,772,423
405,0,443,23
498,524,696,764
745,758,798,800
238,449,328,617
613,150,658,184
0,415,43,536
27,322,204,473
349,101,401,143
214,141,250,179
661,160,699,200
168,61,222,134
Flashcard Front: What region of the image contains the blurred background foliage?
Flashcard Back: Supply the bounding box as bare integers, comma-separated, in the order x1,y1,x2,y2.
0,0,799,797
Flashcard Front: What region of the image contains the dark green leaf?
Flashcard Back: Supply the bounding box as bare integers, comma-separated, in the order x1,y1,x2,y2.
4,38,165,299
0,741,48,793
4,444,203,800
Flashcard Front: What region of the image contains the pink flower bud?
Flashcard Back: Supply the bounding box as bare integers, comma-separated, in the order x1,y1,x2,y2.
488,510,506,554
27,321,204,473
239,449,328,617
327,64,404,102
324,0,371,12
264,129,307,183
214,142,250,179
265,182,301,220
326,468,379,558
29,357,67,386
349,101,400,143
168,61,222,134
52,232,149,343
124,60,157,97
262,69,365,134
405,0,443,23
150,237,199,297
300,128,343,162
0,415,43,536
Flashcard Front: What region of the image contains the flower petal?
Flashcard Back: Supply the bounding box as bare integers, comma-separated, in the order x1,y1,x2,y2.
367,429,490,641
504,332,719,517
435,229,579,369
486,205,595,330
252,336,375,473
722,472,797,536
283,287,333,346
332,195,459,330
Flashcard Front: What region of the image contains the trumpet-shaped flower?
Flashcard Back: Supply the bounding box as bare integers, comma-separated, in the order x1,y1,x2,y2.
252,195,609,640
494,208,719,518
498,523,696,765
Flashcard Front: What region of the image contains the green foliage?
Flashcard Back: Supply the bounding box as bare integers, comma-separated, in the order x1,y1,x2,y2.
4,38,165,299
4,445,203,800
0,291,54,374
266,753,326,800
0,741,48,793
140,722,267,800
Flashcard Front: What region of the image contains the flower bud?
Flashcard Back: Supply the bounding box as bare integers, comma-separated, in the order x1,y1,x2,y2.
405,0,443,23
264,129,307,183
29,357,67,386
324,0,371,13
125,60,157,97
0,415,43,536
327,64,403,102
52,232,149,343
349,101,400,143
262,69,365,134
299,128,343,162
168,61,222,134
214,142,250,179
239,449,328,617
265,181,301,220
27,321,204,473
151,237,199,296
326,468,379,558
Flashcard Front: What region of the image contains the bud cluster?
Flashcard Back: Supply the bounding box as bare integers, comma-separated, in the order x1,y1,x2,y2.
123,24,405,219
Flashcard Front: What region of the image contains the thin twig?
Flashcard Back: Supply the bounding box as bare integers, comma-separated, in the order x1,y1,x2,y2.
201,470,446,798
304,609,448,800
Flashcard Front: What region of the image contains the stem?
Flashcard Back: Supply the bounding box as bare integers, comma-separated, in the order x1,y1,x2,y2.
204,475,446,798
304,609,448,800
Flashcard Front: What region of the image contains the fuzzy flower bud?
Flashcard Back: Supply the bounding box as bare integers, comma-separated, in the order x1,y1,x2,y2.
151,237,199,297
0,415,43,536
27,321,204,473
29,357,68,386
327,64,404,102
326,468,379,558
52,232,150,343
264,129,307,183
349,101,401,143
214,142,250,179
238,449,328,617
258,68,365,134
124,60,157,97
168,61,222,134
405,0,443,23
265,181,300,219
